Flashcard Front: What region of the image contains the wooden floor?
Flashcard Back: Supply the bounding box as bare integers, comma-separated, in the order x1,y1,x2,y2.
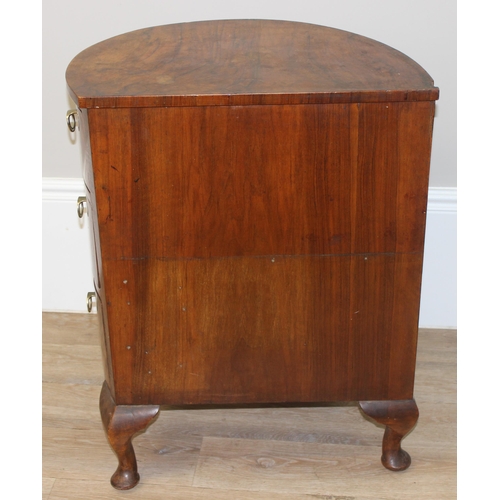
42,312,456,500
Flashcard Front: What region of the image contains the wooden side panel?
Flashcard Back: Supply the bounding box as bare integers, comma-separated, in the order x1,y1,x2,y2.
87,102,434,406
88,104,353,259
104,255,349,405
101,253,423,406
88,103,433,261
352,102,434,254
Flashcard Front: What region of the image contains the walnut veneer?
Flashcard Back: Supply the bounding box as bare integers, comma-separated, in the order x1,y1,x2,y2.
66,19,438,489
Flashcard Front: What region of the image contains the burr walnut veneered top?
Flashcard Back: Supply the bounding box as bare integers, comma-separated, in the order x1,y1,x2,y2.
66,19,438,108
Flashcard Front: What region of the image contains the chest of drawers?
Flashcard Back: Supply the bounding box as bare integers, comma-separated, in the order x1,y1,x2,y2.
66,19,438,489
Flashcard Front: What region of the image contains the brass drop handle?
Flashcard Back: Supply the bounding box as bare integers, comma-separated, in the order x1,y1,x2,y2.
66,109,78,132
77,196,87,218
87,292,96,312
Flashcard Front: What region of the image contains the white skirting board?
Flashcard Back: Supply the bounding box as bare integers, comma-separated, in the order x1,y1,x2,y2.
42,178,457,328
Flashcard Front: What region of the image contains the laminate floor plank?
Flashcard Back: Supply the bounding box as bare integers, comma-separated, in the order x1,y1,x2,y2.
413,363,456,404
193,436,455,500
42,313,456,500
48,478,378,500
158,405,376,447
42,343,103,385
43,477,56,500
42,311,100,346
43,382,102,430
43,426,198,487
415,329,456,359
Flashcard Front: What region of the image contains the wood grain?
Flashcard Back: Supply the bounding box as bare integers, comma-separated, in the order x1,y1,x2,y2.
87,102,433,259
42,313,456,499
83,101,434,406
66,20,438,108
95,253,423,406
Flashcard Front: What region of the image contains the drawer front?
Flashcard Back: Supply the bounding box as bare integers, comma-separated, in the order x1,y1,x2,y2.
79,108,94,192
85,193,103,292
94,287,114,396
78,108,103,293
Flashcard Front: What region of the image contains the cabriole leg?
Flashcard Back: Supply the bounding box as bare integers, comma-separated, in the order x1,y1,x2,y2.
99,382,160,490
359,399,419,471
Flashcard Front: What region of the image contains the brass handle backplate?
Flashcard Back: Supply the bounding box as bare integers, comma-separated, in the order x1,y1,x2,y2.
66,109,78,132
87,292,96,313
77,196,87,218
